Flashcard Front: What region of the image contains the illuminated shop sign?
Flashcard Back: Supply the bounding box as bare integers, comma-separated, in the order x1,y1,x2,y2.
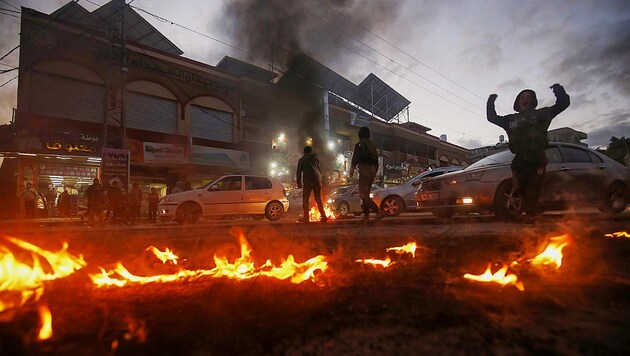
39,163,98,178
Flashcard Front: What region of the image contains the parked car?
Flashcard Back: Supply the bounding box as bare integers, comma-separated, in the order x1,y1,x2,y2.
370,166,464,216
415,142,630,219
326,185,380,216
158,175,289,223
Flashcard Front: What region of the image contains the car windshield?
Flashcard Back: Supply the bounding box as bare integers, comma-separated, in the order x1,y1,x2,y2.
466,150,514,170
201,179,217,189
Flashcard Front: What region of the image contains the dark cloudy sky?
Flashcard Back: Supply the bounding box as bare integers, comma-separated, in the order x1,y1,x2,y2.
0,0,628,148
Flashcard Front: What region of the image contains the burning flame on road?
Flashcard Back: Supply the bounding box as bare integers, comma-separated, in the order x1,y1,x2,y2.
464,263,525,291
146,246,179,265
0,236,86,312
308,204,336,222
37,304,53,341
529,234,570,269
90,235,328,287
386,242,418,258
355,257,393,268
604,231,630,238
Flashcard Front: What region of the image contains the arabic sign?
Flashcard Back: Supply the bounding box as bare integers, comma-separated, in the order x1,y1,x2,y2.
350,112,372,127
39,164,98,178
41,129,101,155
190,145,249,169
128,139,187,163
384,161,410,177
102,148,130,190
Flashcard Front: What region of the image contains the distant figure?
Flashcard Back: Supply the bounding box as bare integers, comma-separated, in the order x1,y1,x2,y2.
85,178,104,223
184,181,193,191
105,180,123,222
349,126,387,223
22,183,38,218
127,182,143,224
147,187,160,222
171,181,184,194
46,188,57,217
487,83,570,221
296,146,327,223
57,189,71,217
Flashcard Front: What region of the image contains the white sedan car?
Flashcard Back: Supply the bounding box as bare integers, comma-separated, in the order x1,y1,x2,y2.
158,175,289,223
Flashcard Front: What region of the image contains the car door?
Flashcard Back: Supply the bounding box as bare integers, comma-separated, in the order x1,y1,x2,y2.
541,146,567,207
242,177,273,214
558,145,608,203
202,175,244,215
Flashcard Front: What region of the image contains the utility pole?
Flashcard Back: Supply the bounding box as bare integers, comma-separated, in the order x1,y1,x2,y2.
102,0,127,150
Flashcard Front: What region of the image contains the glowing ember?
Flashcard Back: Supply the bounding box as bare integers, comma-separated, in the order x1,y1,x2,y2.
386,242,418,258
308,204,336,222
355,257,393,268
37,304,53,341
529,234,570,269
464,263,525,291
0,237,86,312
604,231,630,238
90,235,328,287
146,246,179,265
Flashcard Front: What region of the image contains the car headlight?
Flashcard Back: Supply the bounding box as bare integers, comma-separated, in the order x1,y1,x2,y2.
327,198,335,204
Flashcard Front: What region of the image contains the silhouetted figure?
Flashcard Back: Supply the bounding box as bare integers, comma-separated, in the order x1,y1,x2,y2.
349,126,386,223
296,146,327,223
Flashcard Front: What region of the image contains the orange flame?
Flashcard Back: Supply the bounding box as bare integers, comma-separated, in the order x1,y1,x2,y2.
355,257,393,268
37,304,53,341
464,263,525,291
529,234,570,269
0,237,86,312
386,242,418,258
308,204,336,222
146,246,179,265
605,231,630,238
90,235,328,287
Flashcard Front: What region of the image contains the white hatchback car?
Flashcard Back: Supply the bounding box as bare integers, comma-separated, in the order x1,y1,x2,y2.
158,175,289,223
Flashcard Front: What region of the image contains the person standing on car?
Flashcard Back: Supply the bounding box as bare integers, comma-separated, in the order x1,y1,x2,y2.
349,126,387,223
487,83,570,221
296,146,328,223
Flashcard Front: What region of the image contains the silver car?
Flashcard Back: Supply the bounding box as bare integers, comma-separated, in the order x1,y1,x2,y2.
416,142,630,219
158,175,289,223
326,185,379,216
370,166,463,216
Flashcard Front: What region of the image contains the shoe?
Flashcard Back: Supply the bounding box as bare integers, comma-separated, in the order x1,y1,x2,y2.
373,210,387,222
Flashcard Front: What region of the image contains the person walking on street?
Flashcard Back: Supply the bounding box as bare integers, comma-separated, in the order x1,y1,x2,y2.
105,180,123,222
487,83,570,222
349,126,387,223
23,183,38,218
57,188,71,217
86,178,104,224
127,182,143,225
296,146,328,223
148,187,160,222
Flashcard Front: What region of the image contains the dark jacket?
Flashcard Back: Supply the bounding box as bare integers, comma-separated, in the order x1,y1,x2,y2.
487,86,570,163
351,138,379,169
296,153,323,187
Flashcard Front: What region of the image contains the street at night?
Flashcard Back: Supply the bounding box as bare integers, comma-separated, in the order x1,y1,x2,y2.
1,211,629,354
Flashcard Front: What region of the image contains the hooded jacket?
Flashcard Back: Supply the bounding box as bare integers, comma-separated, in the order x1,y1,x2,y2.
350,138,379,169
487,85,570,162
296,153,323,186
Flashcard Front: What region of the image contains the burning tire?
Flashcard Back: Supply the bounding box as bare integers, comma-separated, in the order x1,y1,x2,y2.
493,180,522,220
599,182,629,215
176,202,201,224
265,201,284,221
381,196,403,216
337,201,350,216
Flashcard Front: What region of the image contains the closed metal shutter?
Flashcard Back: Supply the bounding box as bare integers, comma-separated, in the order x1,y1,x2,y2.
30,71,105,123
125,91,178,134
190,105,233,143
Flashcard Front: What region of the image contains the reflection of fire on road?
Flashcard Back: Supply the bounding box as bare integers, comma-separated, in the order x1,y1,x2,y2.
90,234,328,287
464,263,525,291
605,231,630,238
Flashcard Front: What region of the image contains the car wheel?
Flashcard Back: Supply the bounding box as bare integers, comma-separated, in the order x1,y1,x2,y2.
599,182,629,215
337,201,350,216
432,208,454,219
381,196,403,216
265,202,284,221
176,202,201,224
493,181,522,220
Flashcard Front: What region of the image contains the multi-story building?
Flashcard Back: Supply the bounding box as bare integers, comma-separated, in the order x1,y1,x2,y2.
0,0,468,218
